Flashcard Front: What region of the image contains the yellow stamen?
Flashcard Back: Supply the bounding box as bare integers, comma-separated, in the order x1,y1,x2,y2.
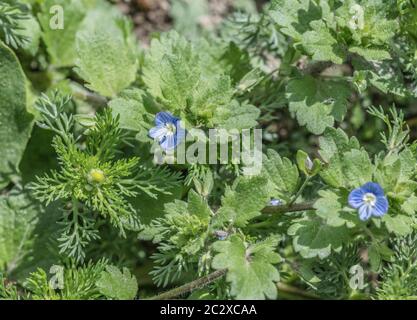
87,169,106,184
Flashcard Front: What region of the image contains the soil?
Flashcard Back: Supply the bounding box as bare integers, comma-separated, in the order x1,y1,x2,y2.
116,0,267,45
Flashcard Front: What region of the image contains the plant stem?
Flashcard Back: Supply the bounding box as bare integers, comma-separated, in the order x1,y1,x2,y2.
262,200,316,215
147,269,227,300
289,176,311,206
303,60,333,75
277,282,320,300
147,268,321,300
72,197,80,243
361,226,376,242
248,201,316,229
70,82,107,107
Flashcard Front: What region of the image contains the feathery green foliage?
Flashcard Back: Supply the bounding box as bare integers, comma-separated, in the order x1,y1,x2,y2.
2,0,417,301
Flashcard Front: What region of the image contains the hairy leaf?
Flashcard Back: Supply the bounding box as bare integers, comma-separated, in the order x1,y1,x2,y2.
75,9,138,97
0,41,33,188
286,76,351,134
212,235,281,299
288,215,351,259
38,0,91,67
96,265,138,300
109,89,154,141
262,149,299,201
215,176,270,227
301,20,345,64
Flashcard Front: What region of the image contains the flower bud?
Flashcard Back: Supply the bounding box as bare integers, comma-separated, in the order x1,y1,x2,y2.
87,168,105,184
305,156,314,171
214,230,229,241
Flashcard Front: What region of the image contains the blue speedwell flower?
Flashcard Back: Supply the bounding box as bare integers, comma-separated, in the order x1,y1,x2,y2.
269,198,283,206
348,182,389,221
149,112,185,151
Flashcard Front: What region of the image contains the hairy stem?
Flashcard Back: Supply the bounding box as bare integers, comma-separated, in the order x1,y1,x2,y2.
303,60,333,76
288,176,311,206
148,269,227,300
247,201,316,230
148,268,320,300
261,200,316,214
70,82,108,107
147,201,318,300
277,282,320,300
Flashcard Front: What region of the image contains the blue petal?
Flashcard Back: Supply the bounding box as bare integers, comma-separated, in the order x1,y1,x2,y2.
175,120,186,143
348,187,365,209
372,196,388,217
160,134,176,151
358,205,373,221
270,199,282,206
155,111,177,126
149,125,167,141
361,182,385,197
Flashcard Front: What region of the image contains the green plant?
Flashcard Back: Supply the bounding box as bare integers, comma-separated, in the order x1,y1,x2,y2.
2,0,417,301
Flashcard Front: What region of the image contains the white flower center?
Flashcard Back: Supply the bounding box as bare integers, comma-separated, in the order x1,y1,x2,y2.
165,123,176,136
363,193,376,206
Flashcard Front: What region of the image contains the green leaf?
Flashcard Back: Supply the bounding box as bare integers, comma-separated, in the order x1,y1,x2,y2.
143,31,201,113
16,13,41,56
368,243,381,272
288,215,351,259
269,0,323,40
0,191,60,280
335,1,398,47
236,68,263,92
74,9,138,97
96,265,138,300
319,127,360,160
195,39,251,84
133,184,183,230
374,157,401,193
401,195,417,216
215,176,270,227
286,76,351,134
314,190,356,227
319,128,371,188
108,89,153,141
0,41,33,188
212,100,260,130
349,47,391,61
382,214,413,236
398,148,416,182
262,149,299,201
142,31,234,125
19,127,57,186
191,75,234,123
342,149,373,187
187,189,212,222
25,260,107,300
38,0,91,67
352,58,408,97
301,20,345,64
212,235,281,300
0,192,38,272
